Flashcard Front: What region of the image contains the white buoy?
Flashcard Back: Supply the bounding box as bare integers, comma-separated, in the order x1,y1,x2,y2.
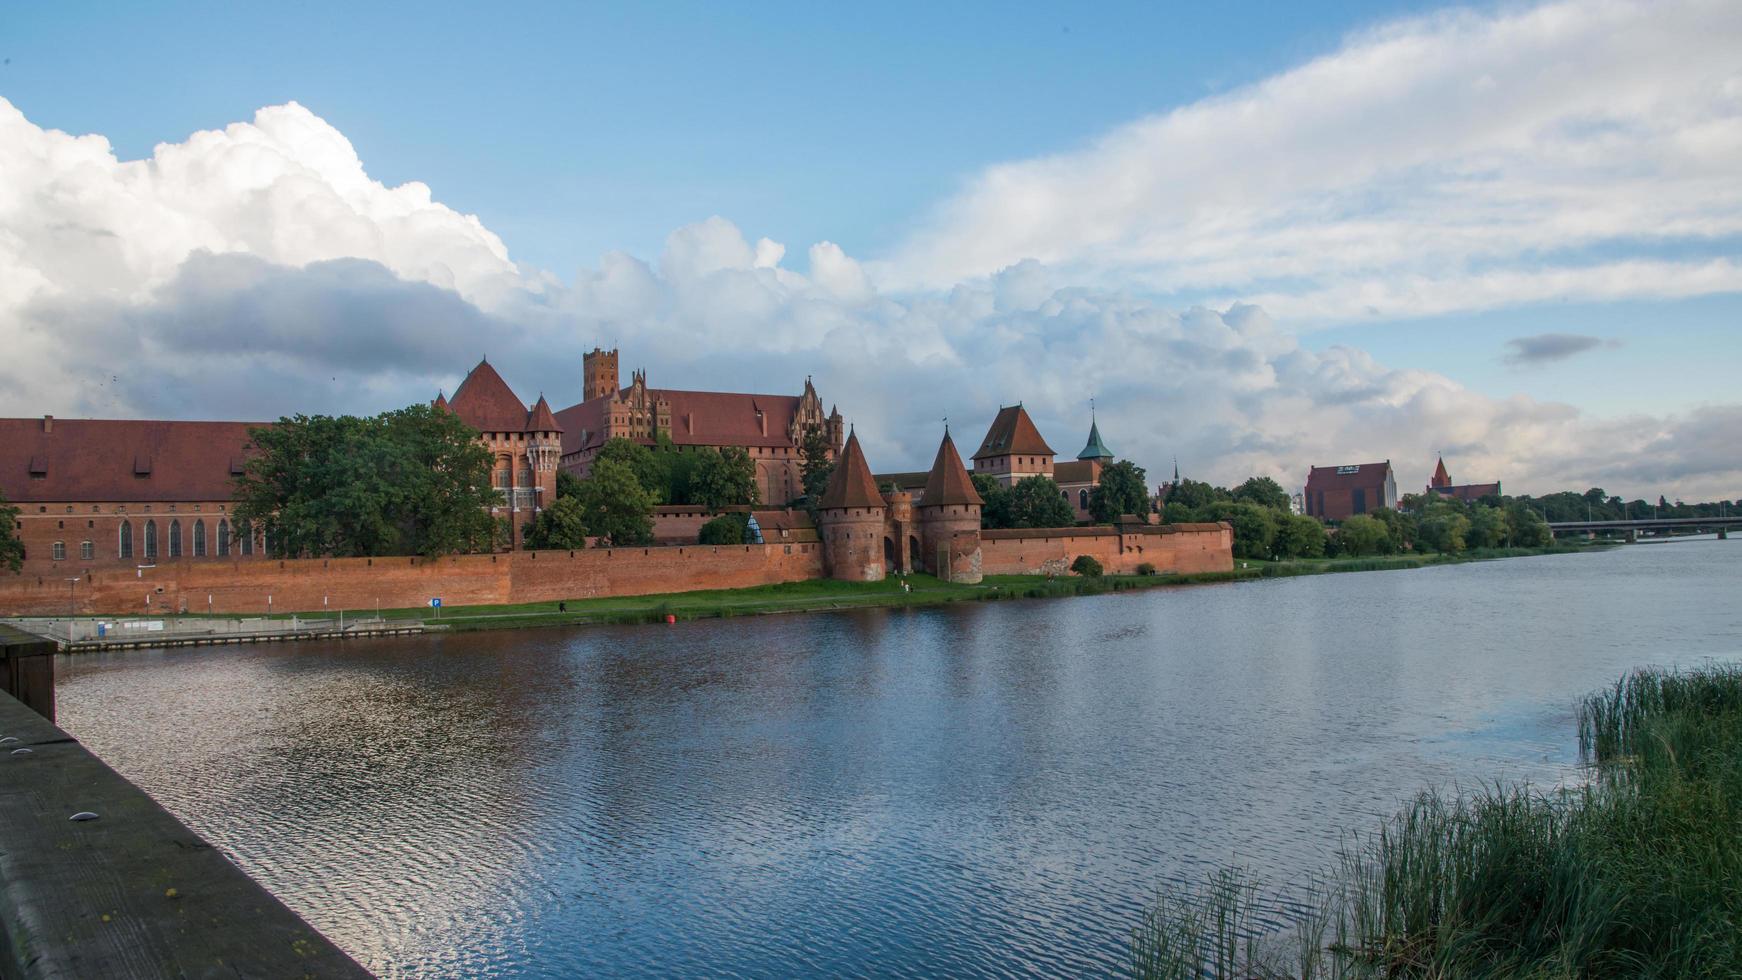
69,812,100,822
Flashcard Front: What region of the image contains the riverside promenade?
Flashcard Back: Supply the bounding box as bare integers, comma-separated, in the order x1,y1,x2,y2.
3,615,432,652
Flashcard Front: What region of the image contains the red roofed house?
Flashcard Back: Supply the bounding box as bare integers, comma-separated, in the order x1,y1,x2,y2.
554,348,844,506
0,415,267,577
1426,455,1501,503
437,358,564,549
972,404,1056,487
1304,461,1397,521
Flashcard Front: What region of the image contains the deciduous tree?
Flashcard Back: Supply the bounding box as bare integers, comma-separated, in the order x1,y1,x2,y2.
691,446,759,512
0,489,22,572
523,495,590,550
575,459,655,547
1089,460,1150,523
1008,475,1074,529
1336,515,1392,556
1232,476,1291,512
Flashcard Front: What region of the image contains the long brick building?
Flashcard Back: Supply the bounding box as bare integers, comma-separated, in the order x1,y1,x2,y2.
1304,461,1397,520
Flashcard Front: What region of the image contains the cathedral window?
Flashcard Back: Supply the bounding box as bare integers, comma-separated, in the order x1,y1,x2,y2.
144,520,158,560
217,520,230,556
193,520,207,557
119,520,133,559
168,519,182,558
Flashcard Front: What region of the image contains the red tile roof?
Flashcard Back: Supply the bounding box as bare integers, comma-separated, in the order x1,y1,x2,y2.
1052,460,1098,485
554,389,803,455
527,395,560,433
972,405,1055,460
818,431,884,510
0,417,262,503
921,432,982,507
447,360,537,433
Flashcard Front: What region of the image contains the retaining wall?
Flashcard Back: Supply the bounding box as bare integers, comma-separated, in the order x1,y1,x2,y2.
980,522,1232,577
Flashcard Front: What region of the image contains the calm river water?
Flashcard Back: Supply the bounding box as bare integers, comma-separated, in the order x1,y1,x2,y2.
55,540,1742,978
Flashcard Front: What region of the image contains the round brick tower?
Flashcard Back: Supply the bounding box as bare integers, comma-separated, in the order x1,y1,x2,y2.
814,430,887,582
917,431,984,584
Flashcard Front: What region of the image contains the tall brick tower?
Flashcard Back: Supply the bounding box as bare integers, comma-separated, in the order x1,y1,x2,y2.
583,347,620,401
918,430,984,583
815,430,887,581
1430,455,1451,490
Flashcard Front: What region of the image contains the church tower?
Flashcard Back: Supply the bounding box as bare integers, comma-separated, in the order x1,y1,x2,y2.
1431,455,1452,489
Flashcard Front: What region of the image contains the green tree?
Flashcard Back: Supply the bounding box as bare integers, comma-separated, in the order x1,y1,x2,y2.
1466,505,1510,549
1232,476,1291,512
698,512,750,545
523,495,590,550
1509,503,1554,547
0,489,23,572
1370,506,1417,553
234,404,496,558
1272,513,1327,559
1089,460,1151,523
799,426,835,506
575,459,655,547
972,473,1014,529
1008,475,1074,528
691,446,759,512
1166,478,1224,511
556,470,584,499
595,437,665,502
1212,501,1279,560
1417,513,1471,554
1336,515,1392,556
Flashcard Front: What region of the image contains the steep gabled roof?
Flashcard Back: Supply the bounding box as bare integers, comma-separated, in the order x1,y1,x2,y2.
1431,455,1451,488
818,430,885,510
921,431,982,507
973,405,1055,461
448,359,530,433
1077,418,1115,461
527,394,561,433
1305,461,1393,491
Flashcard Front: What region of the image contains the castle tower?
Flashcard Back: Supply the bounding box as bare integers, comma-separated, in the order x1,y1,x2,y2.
583,347,620,401
918,430,984,584
1430,455,1451,490
815,430,887,581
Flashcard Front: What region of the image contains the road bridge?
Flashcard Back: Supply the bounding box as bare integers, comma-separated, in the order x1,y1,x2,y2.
1548,516,1739,540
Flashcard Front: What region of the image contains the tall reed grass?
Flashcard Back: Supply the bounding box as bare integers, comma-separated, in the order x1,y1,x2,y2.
1131,663,1742,978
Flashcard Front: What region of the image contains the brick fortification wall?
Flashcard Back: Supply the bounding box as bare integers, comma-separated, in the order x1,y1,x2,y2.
980,522,1233,577
0,544,823,617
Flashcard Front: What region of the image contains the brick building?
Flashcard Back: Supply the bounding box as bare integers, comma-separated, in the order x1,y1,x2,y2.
1055,414,1116,522
816,428,984,583
0,415,265,578
1426,456,1501,503
971,404,1056,487
436,358,563,548
1304,461,1397,520
555,348,844,506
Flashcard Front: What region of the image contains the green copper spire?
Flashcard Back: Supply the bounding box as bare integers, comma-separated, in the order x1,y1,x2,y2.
1076,414,1115,462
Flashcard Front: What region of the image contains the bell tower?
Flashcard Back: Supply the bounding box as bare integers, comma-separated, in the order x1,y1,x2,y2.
583,347,620,401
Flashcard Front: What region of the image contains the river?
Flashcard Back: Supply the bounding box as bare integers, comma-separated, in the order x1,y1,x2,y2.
54,539,1742,978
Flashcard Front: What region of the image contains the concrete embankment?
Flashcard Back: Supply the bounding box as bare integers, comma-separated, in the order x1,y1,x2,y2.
0,626,370,978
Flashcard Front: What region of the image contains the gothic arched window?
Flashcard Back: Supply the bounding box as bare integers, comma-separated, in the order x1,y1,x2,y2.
168,519,182,558
119,520,133,559
217,519,230,556
144,520,158,560
1079,489,1090,510
193,519,206,557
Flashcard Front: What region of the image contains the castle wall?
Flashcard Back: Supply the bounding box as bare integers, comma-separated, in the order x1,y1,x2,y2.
980,523,1232,577
0,544,823,617
817,507,886,582
918,504,983,584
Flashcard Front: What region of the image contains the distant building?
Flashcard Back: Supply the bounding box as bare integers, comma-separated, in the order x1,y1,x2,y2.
971,405,1056,487
554,347,844,507
1305,461,1396,520
1426,455,1501,503
438,359,565,548
1055,414,1115,521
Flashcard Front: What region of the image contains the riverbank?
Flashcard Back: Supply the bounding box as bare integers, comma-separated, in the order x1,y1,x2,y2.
17,541,1601,644
1131,660,1742,978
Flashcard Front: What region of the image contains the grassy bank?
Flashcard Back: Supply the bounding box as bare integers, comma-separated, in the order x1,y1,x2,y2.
115,542,1593,634
1131,662,1742,978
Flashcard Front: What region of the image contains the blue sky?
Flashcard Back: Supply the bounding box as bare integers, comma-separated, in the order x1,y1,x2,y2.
2,0,1739,497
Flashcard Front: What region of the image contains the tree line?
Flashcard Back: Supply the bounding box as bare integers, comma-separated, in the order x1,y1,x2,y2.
970,460,1153,530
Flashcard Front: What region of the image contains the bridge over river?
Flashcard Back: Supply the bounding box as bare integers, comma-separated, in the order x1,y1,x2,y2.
1549,516,1738,539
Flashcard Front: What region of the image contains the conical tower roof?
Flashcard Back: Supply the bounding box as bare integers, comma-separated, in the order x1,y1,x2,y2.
449,359,531,432
1431,455,1451,488
922,431,982,507
1077,417,1115,461
818,430,885,510
432,391,449,412
527,394,561,432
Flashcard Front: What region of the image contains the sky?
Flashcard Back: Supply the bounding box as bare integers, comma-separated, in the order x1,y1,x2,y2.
2,0,1740,501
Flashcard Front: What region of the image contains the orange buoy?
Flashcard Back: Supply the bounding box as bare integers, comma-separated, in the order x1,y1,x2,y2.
665,614,676,624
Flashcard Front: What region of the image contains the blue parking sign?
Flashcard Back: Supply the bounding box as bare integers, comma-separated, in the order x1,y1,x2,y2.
430,598,442,609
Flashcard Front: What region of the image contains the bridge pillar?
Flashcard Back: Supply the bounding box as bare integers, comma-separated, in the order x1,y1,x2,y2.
1625,528,1637,544
1720,528,1729,540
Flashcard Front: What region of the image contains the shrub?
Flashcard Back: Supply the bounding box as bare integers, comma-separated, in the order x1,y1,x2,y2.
698,512,750,545
1136,562,1158,576
1070,554,1104,577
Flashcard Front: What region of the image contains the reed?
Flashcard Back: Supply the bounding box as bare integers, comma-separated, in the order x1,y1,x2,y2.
1132,663,1742,978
